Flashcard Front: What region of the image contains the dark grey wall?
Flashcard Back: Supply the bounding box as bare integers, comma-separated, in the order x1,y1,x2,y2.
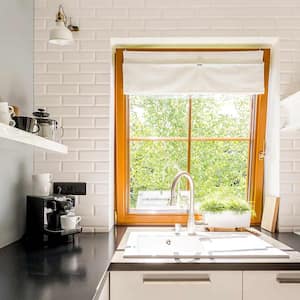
0,0,33,247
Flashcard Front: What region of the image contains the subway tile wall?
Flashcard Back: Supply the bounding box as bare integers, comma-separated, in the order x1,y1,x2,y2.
34,0,300,232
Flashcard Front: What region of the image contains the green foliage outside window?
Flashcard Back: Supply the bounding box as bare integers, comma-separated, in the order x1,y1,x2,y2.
129,95,251,210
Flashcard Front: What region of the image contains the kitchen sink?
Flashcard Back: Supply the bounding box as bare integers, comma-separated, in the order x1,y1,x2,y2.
124,231,289,259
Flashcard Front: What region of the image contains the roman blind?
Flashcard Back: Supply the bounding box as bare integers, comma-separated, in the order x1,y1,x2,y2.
123,50,265,95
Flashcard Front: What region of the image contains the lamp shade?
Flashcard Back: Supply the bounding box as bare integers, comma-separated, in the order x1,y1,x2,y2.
49,21,73,46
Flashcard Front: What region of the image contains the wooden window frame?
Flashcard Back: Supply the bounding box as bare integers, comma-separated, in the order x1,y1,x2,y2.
115,48,270,226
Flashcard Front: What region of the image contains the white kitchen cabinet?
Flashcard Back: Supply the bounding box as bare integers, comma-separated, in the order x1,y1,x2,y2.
110,271,242,300
243,271,300,300
96,275,109,300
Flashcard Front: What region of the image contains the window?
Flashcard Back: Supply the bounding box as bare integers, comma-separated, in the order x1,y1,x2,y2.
115,48,270,225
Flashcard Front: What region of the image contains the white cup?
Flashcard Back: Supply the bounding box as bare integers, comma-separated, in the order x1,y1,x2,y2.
0,102,14,114
32,173,52,196
60,215,81,231
0,111,15,126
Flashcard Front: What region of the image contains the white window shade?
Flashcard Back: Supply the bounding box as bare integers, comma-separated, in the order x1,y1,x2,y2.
123,51,265,95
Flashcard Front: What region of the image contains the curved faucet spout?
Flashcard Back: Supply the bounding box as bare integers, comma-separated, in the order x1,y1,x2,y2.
170,171,196,235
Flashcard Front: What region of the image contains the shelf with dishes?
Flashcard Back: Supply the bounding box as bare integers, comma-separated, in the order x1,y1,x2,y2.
0,105,67,154
0,122,68,153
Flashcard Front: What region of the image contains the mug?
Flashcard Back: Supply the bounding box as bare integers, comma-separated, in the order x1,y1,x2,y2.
32,173,52,196
0,111,16,126
0,102,14,115
13,116,40,133
12,105,20,116
60,215,81,231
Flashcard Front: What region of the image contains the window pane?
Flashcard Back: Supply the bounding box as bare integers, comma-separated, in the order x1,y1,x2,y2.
129,95,189,138
129,141,188,211
127,94,252,214
192,95,252,138
191,141,249,205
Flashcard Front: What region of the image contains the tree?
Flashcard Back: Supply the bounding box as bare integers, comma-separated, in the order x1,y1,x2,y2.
129,95,251,210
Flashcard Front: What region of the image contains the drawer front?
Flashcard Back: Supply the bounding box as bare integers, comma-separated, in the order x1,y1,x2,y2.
110,271,242,300
244,271,300,300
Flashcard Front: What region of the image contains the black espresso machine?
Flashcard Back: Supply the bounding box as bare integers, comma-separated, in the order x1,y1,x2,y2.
25,182,86,245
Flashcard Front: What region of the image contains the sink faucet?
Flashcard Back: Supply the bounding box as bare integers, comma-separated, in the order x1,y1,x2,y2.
170,171,196,235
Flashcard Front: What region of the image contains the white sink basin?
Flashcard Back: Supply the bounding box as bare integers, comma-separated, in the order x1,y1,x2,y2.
124,231,289,259
130,233,205,254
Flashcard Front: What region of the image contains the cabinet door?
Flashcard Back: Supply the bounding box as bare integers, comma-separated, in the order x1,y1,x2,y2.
244,271,300,300
110,271,242,300
97,275,109,300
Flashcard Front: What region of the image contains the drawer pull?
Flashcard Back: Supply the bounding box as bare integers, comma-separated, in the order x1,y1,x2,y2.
143,274,210,284
277,276,300,284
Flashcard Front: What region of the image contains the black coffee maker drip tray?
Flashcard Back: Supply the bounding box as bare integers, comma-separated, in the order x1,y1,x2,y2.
44,225,82,236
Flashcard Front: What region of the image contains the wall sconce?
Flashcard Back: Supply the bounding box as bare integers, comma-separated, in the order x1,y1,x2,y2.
49,5,79,46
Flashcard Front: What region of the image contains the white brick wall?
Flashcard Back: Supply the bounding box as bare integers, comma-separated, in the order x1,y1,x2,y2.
34,0,300,232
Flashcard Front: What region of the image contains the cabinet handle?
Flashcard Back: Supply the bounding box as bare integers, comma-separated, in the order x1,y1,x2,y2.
277,275,300,284
143,274,211,284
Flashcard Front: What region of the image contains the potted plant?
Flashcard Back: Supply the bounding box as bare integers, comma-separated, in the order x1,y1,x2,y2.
200,193,251,228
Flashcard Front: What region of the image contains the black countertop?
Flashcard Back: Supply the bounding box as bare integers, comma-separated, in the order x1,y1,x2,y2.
0,231,115,300
0,227,300,300
260,228,300,251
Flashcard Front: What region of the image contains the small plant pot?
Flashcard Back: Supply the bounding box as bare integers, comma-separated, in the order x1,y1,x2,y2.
203,211,251,228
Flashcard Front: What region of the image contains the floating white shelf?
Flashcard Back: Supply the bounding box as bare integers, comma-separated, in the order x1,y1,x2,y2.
0,123,68,154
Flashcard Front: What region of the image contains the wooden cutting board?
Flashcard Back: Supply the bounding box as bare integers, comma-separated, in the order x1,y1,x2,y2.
261,196,280,233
